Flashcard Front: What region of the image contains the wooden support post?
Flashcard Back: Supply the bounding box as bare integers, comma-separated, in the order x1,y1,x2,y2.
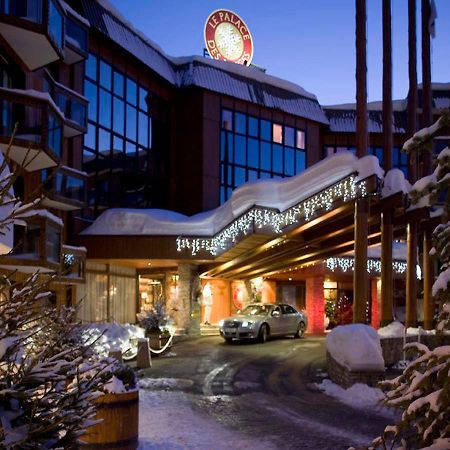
382,0,393,171
406,221,418,327
423,228,434,329
356,0,368,158
353,197,369,323
381,211,394,326
421,0,432,174
408,0,418,182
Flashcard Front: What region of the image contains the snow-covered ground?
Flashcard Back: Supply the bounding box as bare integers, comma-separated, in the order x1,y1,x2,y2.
138,388,277,449
316,379,395,418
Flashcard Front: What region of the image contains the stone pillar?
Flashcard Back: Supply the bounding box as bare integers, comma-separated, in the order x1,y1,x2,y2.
381,211,394,326
354,198,369,323
175,264,198,333
371,278,381,329
305,276,325,334
423,228,434,330
406,221,418,327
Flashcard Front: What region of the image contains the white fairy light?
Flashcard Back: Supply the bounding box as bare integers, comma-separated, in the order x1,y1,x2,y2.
325,257,418,276
177,175,366,256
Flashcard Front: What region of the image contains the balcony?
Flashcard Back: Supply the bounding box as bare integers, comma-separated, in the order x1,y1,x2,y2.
0,0,64,70
0,87,62,171
58,244,86,283
64,8,88,64
44,72,87,137
0,209,63,273
41,165,87,211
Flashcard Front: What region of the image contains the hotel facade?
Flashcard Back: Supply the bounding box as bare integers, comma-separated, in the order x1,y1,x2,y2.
0,0,448,333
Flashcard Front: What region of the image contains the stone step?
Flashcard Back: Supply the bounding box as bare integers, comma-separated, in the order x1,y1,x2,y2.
200,325,220,336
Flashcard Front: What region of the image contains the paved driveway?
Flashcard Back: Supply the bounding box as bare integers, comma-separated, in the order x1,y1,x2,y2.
139,335,391,449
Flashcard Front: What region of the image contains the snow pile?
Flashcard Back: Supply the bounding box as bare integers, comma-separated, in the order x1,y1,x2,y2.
104,375,127,394
316,379,391,415
382,168,411,198
138,377,193,391
378,321,406,338
327,324,385,371
354,155,385,181
432,266,450,297
378,321,439,338
82,322,145,356
82,151,385,236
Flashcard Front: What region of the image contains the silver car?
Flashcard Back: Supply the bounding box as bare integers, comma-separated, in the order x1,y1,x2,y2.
219,303,308,343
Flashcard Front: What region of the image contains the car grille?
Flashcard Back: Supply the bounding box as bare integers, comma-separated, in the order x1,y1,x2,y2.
224,321,239,328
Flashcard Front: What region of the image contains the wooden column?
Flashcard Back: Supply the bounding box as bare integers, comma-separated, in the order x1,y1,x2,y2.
408,0,418,181
423,228,434,329
382,0,393,171
406,221,418,327
356,0,368,158
353,197,369,323
381,211,394,326
421,0,432,174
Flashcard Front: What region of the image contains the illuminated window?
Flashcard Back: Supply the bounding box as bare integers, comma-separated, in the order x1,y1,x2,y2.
273,123,283,144
296,130,305,149
219,108,307,203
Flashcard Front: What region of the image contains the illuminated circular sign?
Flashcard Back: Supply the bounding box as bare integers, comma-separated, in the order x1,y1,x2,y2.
204,9,253,66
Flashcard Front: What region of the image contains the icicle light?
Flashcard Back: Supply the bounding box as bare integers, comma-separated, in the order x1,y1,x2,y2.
177,176,366,256
325,257,417,276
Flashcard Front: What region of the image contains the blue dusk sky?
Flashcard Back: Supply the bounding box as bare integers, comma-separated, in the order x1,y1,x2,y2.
107,0,450,105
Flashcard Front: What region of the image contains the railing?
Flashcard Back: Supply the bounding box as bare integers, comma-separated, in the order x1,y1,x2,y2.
0,87,63,164
44,73,87,133
0,0,64,54
61,244,86,282
66,16,87,53
41,166,87,207
1,211,63,271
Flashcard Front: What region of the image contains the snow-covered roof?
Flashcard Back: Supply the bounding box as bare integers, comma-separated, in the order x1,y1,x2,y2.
324,108,407,134
80,0,328,124
81,152,383,237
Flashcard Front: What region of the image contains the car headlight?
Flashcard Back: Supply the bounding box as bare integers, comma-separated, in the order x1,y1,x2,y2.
241,321,253,328
218,319,224,327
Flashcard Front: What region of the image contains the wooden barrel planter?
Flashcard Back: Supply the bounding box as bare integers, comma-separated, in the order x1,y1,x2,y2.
81,390,139,450
147,332,172,353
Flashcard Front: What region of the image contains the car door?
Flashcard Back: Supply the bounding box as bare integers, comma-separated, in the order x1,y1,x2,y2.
281,304,299,334
268,305,283,335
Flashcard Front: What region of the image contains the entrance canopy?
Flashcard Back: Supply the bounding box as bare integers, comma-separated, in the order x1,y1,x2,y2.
78,151,425,278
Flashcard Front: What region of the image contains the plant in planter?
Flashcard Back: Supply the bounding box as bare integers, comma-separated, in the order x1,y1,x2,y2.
136,297,173,352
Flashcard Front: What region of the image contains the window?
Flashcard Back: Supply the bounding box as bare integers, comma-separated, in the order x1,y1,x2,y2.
220,108,307,203
83,53,162,213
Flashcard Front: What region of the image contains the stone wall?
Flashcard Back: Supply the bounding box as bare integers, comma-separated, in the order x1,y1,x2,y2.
380,334,450,366
171,264,198,333
326,352,385,388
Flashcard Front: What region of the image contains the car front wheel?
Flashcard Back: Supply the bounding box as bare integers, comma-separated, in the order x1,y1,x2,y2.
258,324,269,343
295,322,306,339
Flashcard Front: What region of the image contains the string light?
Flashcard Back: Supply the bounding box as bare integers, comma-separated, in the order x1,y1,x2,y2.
177,175,366,256
325,257,416,276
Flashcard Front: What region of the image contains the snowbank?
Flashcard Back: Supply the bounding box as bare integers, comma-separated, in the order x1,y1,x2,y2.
327,324,385,371
316,379,388,413
82,322,145,356
378,321,438,338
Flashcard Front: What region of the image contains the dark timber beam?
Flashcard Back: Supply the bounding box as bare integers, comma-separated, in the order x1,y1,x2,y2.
406,220,418,327
423,227,434,329
356,0,368,158
382,0,393,171
408,0,418,181
381,211,394,326
421,0,432,174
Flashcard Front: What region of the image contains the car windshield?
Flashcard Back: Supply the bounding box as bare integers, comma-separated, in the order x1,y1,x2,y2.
240,305,272,316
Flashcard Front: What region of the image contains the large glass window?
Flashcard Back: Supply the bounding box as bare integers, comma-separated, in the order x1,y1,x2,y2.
220,108,307,203
83,53,158,213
